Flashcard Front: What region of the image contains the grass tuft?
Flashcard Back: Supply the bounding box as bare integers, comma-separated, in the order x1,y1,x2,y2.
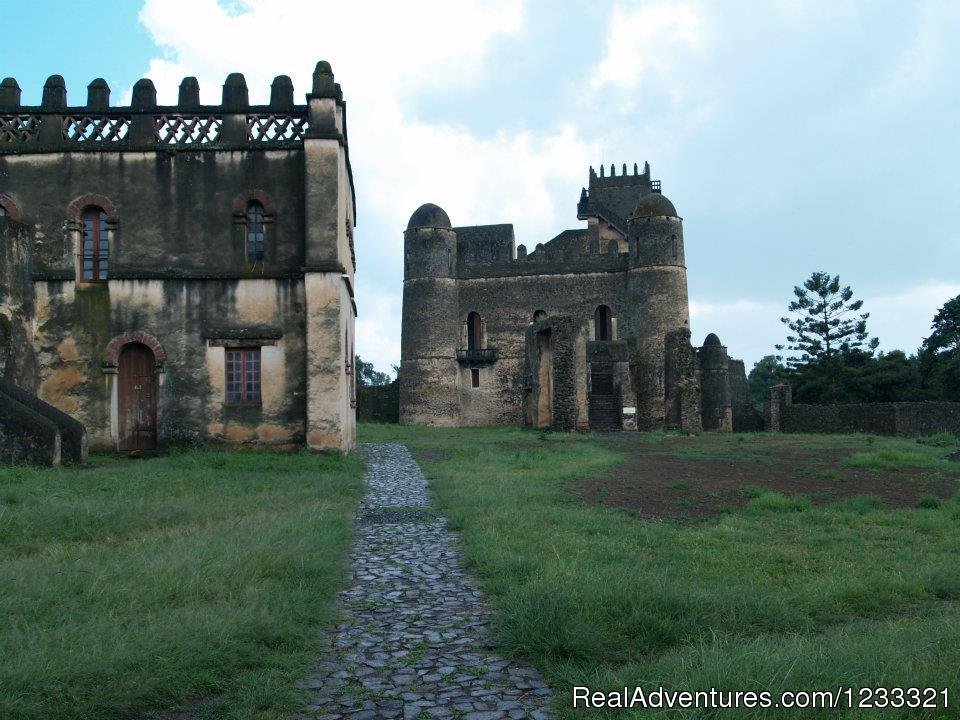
744,491,811,513
917,430,958,448
844,447,942,469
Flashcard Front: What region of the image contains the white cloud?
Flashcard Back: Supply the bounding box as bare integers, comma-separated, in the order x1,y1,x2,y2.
690,298,783,368
592,2,706,96
865,280,960,354
355,291,402,375
869,1,958,101
134,0,603,371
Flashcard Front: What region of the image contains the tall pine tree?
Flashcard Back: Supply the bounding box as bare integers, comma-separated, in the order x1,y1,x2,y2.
776,271,878,403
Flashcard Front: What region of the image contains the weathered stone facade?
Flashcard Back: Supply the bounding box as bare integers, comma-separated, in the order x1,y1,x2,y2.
764,385,960,438
400,163,751,431
0,62,357,451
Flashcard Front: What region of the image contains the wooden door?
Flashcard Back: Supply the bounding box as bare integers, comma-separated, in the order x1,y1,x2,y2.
118,343,157,451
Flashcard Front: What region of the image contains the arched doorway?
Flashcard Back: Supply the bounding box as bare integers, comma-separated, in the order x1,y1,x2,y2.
118,343,157,450
594,305,612,341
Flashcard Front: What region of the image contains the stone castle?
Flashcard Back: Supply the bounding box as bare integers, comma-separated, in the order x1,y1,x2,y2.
0,58,759,464
0,61,358,458
399,163,758,432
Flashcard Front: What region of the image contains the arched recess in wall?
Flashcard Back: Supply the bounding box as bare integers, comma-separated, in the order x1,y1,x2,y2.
233,190,275,263
466,312,483,351
0,194,23,221
103,330,167,370
594,304,613,341
532,309,547,322
102,330,166,449
66,193,119,283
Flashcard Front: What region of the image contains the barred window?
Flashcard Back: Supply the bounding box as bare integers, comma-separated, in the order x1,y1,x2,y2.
246,201,265,262
225,347,261,404
82,208,109,281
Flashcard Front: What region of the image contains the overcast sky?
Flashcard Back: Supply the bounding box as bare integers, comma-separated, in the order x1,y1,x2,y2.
5,0,959,372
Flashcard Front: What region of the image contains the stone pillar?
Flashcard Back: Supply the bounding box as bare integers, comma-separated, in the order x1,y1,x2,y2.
763,383,792,432
698,333,732,432
302,61,356,451
664,328,701,432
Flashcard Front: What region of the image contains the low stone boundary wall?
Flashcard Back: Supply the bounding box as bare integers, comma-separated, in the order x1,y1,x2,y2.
0,378,88,462
764,384,960,437
0,392,62,466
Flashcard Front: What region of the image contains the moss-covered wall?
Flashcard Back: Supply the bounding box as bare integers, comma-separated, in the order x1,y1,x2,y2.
0,219,37,387
33,277,306,449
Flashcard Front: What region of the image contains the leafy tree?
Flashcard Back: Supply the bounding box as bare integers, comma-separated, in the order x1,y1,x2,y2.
918,295,960,401
355,356,391,387
747,355,785,408
777,271,879,365
921,295,960,355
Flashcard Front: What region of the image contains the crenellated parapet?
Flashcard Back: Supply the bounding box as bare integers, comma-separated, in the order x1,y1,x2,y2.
0,61,346,154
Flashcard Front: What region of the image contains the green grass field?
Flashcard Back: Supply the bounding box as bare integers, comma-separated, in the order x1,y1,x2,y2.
0,449,364,720
360,424,960,718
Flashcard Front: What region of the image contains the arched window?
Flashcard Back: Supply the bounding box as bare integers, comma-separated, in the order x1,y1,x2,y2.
81,207,109,281
594,305,612,341
0,205,7,217
533,309,546,322
246,201,265,262
467,312,482,351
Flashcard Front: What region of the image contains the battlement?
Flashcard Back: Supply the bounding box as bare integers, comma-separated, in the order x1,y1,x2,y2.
0,61,344,154
582,161,660,223
588,161,652,189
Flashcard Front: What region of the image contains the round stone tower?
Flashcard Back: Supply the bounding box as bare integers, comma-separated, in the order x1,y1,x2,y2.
399,204,461,425
623,191,691,430
698,333,732,431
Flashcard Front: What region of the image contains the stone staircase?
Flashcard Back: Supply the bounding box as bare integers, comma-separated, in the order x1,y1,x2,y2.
0,378,87,466
588,394,623,431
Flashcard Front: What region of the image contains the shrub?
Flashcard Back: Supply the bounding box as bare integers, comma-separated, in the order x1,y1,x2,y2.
916,493,942,509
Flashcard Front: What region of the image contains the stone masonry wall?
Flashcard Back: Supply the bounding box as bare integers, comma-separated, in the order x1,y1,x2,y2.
0,219,37,387
781,401,960,437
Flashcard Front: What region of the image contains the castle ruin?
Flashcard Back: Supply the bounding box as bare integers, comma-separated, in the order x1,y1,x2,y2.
400,163,758,432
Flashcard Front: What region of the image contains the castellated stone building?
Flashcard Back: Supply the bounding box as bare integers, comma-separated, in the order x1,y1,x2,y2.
400,163,758,432
0,61,358,453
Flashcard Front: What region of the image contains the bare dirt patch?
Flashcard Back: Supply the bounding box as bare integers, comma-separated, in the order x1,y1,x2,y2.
578,440,958,520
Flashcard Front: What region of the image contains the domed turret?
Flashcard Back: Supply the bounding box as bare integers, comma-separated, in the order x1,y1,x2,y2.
631,192,677,219
407,203,451,230
703,333,721,346
401,204,460,425
622,186,690,430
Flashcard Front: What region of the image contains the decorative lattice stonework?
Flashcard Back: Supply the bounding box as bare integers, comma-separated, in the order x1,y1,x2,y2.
154,115,222,145
0,115,40,143
62,115,130,142
247,114,309,142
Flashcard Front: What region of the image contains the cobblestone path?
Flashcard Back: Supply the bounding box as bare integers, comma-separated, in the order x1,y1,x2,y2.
297,443,553,720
